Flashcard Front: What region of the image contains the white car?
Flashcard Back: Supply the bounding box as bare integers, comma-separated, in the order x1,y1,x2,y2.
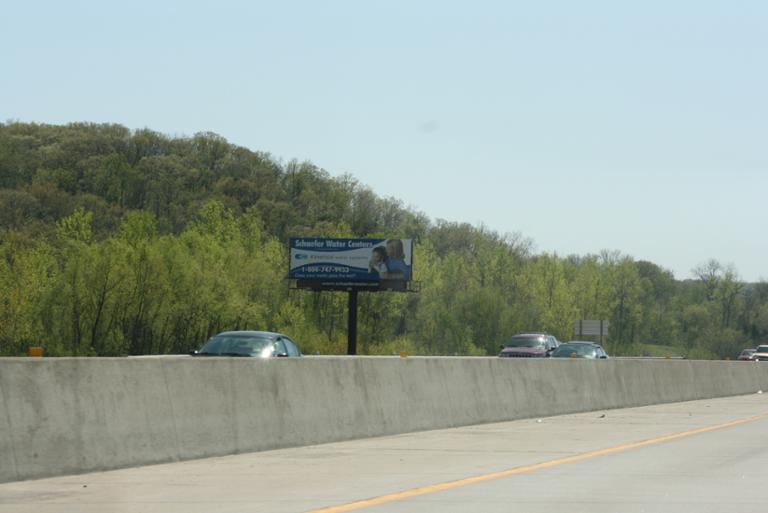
752,345,768,361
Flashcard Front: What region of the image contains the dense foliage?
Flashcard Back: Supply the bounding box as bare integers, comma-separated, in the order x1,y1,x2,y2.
1,122,766,358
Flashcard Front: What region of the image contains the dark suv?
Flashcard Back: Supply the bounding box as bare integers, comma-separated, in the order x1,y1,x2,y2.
499,333,560,358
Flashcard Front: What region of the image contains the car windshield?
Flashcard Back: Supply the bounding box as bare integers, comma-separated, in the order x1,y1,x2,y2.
757,347,768,353
553,344,597,358
198,335,274,356
742,350,755,355
504,337,546,348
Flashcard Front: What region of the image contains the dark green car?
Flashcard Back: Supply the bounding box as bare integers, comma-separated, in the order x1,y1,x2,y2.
191,331,302,357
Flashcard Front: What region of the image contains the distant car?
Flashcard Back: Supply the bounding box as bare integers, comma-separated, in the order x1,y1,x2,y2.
738,349,756,361
499,333,560,358
752,345,768,362
551,341,609,359
191,331,302,357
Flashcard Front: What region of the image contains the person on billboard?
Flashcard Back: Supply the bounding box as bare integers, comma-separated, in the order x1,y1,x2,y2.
380,239,410,280
368,246,389,275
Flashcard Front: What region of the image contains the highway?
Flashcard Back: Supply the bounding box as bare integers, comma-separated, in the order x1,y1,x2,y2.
1,393,767,513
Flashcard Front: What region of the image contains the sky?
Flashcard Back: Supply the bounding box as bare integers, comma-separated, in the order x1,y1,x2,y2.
2,1,767,281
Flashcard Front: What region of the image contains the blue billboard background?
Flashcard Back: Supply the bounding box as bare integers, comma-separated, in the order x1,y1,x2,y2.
289,238,413,282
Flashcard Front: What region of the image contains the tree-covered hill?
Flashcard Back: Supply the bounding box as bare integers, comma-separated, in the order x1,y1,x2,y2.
1,122,766,358
0,122,429,240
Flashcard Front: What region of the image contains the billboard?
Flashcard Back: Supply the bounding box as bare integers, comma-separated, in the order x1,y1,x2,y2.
289,238,413,287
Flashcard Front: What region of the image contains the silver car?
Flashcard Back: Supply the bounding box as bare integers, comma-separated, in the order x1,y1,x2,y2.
752,345,768,362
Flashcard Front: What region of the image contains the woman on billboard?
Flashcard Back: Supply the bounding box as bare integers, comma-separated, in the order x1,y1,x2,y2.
380,239,410,280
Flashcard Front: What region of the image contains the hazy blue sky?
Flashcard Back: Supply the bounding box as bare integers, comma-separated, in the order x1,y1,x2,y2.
3,1,766,281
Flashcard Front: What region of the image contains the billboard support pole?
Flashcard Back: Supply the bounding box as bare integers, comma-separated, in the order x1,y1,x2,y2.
347,290,358,355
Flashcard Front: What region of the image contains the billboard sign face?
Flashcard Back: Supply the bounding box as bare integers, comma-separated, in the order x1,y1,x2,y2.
289,238,413,286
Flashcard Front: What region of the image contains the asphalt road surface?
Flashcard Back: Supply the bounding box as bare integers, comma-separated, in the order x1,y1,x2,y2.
2,394,767,513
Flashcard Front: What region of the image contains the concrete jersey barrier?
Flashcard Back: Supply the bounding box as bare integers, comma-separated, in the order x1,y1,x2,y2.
1,357,767,483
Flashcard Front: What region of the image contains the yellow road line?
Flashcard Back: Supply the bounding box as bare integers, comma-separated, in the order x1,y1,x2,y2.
306,412,768,513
